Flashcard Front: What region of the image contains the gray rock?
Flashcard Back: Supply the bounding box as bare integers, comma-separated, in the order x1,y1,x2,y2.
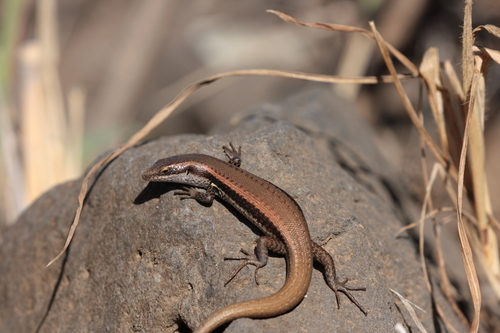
0,88,466,332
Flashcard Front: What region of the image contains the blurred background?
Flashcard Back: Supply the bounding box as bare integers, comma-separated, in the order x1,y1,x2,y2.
1,0,499,229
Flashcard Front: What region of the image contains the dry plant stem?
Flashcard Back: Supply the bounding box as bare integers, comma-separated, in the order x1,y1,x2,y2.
433,302,462,333
399,208,479,241
420,42,472,329
419,163,466,331
473,24,500,40
434,217,470,328
419,163,438,291
463,0,500,299
392,287,461,333
473,45,500,64
427,164,470,329
417,112,432,293
369,20,475,333
468,54,500,292
390,289,427,333
456,69,481,333
392,286,463,333
47,68,414,266
462,0,474,95
396,207,454,235
440,61,466,173
367,22,457,184
419,48,449,155
267,10,419,76
22,0,67,203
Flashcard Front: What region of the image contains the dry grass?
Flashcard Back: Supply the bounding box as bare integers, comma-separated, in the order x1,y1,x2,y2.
373,1,500,331
0,0,84,224
391,288,427,333
373,1,500,330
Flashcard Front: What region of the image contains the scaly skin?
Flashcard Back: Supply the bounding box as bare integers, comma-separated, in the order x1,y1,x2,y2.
142,144,366,332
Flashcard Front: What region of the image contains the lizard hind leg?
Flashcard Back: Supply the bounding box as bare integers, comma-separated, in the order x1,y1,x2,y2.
312,243,368,316
223,236,285,286
224,248,265,286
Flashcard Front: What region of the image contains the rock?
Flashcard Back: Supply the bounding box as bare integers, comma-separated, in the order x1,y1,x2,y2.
0,88,466,332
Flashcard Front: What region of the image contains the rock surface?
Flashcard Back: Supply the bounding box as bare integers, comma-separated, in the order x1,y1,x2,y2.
0,88,466,332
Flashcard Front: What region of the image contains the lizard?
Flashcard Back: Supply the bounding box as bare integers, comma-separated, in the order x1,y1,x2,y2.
142,143,366,332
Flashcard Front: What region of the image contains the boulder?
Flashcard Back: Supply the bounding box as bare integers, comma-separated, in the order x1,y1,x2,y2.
0,88,466,332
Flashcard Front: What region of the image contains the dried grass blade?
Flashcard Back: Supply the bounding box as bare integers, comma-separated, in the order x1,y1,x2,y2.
267,10,418,76
390,289,427,333
419,48,448,153
440,62,465,169
467,56,488,231
472,24,500,38
267,9,369,34
456,71,482,333
433,301,463,333
467,51,500,296
442,61,465,101
396,207,456,236
368,21,455,181
418,163,441,292
417,151,467,330
427,164,471,328
46,68,413,266
371,20,470,332
418,162,468,331
473,46,500,65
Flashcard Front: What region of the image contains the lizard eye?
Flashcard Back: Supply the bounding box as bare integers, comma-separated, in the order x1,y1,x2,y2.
161,167,169,174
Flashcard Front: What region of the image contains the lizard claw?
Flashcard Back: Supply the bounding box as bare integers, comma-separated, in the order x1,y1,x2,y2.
174,186,197,200
222,142,242,167
224,249,264,286
331,277,367,315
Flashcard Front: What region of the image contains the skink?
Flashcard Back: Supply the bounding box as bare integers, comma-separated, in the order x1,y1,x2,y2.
142,143,366,333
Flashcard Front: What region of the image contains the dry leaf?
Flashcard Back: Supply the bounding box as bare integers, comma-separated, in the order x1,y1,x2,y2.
473,24,500,38
390,289,427,333
473,45,500,65
419,48,448,153
456,69,482,333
